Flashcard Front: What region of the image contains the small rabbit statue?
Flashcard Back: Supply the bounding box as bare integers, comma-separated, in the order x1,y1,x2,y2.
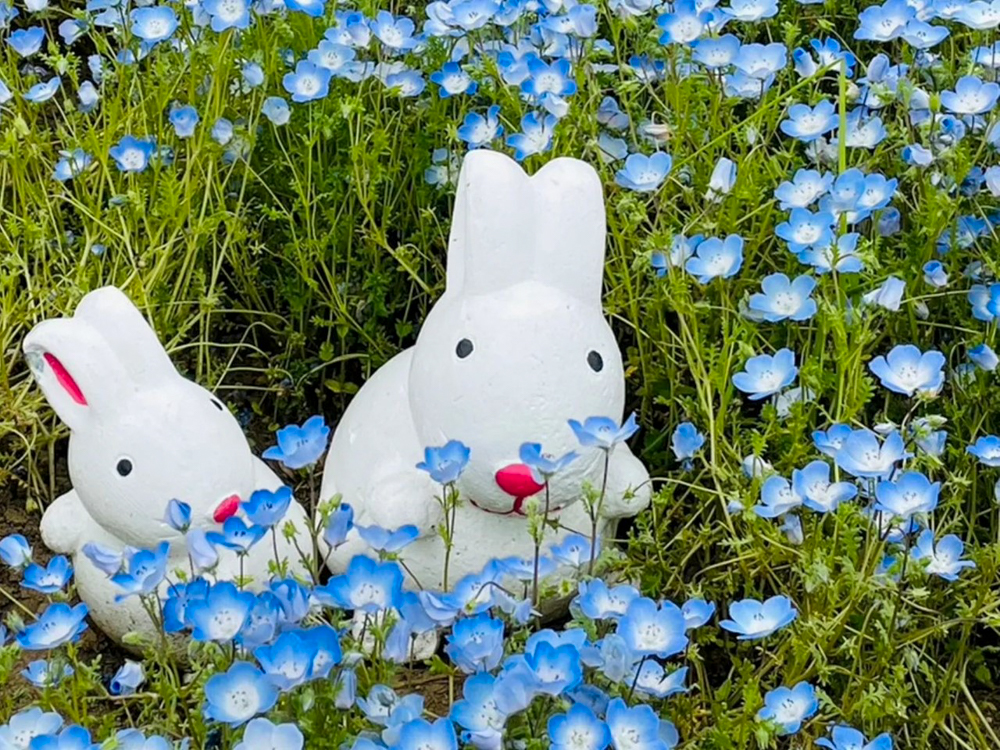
321,150,651,589
22,287,314,647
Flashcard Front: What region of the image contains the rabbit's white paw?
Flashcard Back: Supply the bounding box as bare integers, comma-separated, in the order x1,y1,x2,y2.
40,490,92,554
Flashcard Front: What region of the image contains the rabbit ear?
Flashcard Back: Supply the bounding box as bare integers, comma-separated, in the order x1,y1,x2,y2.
23,318,132,431
73,287,177,386
528,157,606,304
446,150,532,296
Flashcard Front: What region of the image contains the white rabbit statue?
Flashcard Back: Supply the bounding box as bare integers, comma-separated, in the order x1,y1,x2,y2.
321,150,652,590
22,287,314,647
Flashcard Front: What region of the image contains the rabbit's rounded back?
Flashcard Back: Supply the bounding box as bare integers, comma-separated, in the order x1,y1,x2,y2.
408,152,625,513
24,287,258,548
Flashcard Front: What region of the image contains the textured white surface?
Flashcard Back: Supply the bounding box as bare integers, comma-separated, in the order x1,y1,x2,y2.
321,151,652,590
23,287,314,648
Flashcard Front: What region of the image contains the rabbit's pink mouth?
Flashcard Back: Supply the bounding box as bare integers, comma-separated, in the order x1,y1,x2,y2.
213,495,241,523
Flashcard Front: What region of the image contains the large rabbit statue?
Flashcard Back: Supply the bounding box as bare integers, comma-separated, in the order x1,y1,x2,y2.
321,150,651,589
22,287,314,647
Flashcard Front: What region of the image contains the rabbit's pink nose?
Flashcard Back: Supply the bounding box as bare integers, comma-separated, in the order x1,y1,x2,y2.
213,495,240,523
495,464,544,499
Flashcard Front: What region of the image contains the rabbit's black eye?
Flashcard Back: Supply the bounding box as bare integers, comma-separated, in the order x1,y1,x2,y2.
456,339,474,359
116,459,133,477
211,399,224,411
587,351,604,372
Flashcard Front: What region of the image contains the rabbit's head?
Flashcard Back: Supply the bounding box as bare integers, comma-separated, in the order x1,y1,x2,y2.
409,151,625,514
23,287,259,549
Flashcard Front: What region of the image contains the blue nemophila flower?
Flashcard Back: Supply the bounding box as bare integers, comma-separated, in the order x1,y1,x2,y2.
671,422,704,468
569,413,639,450
164,499,191,532
757,682,818,735
901,19,949,48
507,111,557,161
748,273,817,322
323,502,354,549
416,439,471,484
692,34,741,68
262,415,330,470
813,424,852,457
308,40,355,75
732,348,797,400
911,529,975,581
597,96,630,130
817,725,893,750
780,100,838,142
875,471,940,519
706,157,737,201
854,0,913,40
551,534,599,567
22,659,74,688
797,234,863,274
719,595,797,639
753,476,803,518
941,75,1000,115
651,234,702,275
242,487,293,528
385,69,426,98
734,42,788,79
685,234,744,283
902,143,933,166
835,429,908,479
82,542,122,575
283,61,332,103
430,62,477,98
286,0,325,17
111,542,169,599
262,96,290,125
522,58,577,99
656,0,710,44
234,717,304,750
519,442,579,482
792,460,857,512
130,6,177,43
204,662,278,727
868,344,945,397
169,105,199,138
776,208,835,252
575,579,640,620
187,528,219,572
793,38,856,78
316,555,403,612
548,704,611,750
212,118,234,145
357,524,419,553
617,597,688,657
396,719,457,750
22,555,73,594
862,276,906,311
970,343,999,371
24,76,61,104
207,517,267,553
202,0,252,31
17,602,89,650
631,661,688,699
724,0,778,21
7,26,44,56
110,135,156,173
521,640,584,695
187,581,254,642
110,660,145,696
682,598,716,629
0,708,62,747
254,631,317,690
370,11,419,52
458,105,503,149
614,152,672,192
445,613,505,673
775,169,833,209
605,698,664,750
24,725,97,750
0,533,32,567
967,435,1000,466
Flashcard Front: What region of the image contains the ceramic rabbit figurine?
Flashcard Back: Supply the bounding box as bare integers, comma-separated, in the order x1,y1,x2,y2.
321,150,651,589
22,287,314,648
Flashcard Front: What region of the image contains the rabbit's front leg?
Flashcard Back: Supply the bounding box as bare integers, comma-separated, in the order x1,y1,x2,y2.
597,445,653,520
40,489,101,555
